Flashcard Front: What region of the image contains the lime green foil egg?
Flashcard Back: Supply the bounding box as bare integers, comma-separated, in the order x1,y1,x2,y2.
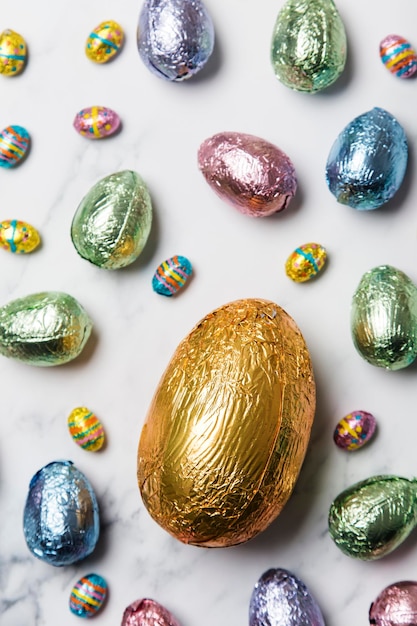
71,170,153,270
0,292,92,366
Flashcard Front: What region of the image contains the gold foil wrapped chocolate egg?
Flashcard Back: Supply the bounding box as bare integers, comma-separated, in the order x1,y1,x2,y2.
137,298,316,547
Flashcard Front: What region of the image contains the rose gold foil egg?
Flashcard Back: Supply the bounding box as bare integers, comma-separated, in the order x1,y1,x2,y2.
122,598,181,626
198,132,297,217
369,581,417,625
137,298,316,547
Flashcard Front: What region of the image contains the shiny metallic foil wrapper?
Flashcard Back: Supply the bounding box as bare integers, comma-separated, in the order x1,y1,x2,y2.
250,569,325,626
122,598,181,626
137,0,215,81
369,581,417,626
23,461,100,566
71,170,153,270
351,265,417,370
138,298,316,547
0,291,92,366
271,0,347,93
328,475,417,560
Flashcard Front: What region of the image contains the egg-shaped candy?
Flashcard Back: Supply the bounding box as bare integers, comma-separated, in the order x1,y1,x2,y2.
68,407,105,452
380,35,417,79
69,573,108,618
198,132,297,217
326,107,408,210
0,219,40,253
250,568,325,626
85,20,124,64
351,265,417,370
138,298,316,547
73,106,121,139
333,410,376,451
0,29,27,76
0,125,30,168
285,243,327,282
152,255,192,296
71,170,153,269
23,461,100,566
369,581,417,626
121,598,181,626
0,291,92,366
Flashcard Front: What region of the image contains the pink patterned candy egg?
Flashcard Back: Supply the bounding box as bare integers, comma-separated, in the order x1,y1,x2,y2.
333,410,376,451
73,106,121,139
380,34,417,79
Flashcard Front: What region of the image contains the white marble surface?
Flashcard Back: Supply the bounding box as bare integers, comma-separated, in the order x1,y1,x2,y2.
2,0,417,624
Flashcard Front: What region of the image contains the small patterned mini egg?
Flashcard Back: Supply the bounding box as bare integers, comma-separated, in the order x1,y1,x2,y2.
0,125,30,168
68,407,105,452
0,29,27,76
333,410,376,451
152,255,193,297
73,106,121,139
0,220,40,254
69,573,108,618
285,243,327,283
380,34,417,79
85,20,124,64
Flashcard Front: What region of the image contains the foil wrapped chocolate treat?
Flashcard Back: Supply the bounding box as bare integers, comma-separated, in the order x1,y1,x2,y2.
138,298,316,547
0,29,27,76
369,581,417,626
121,598,181,626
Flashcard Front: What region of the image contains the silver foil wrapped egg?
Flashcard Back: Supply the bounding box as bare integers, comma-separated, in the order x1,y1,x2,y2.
137,0,215,81
23,461,100,566
326,107,408,210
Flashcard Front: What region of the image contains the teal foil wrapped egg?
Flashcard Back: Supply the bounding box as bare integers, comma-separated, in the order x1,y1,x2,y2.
0,291,92,366
69,573,108,617
152,255,192,296
0,125,30,168
71,170,153,269
351,265,417,370
326,107,408,210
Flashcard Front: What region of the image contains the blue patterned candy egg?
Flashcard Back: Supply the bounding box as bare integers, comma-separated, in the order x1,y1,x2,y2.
0,125,30,168
69,573,108,618
152,255,192,296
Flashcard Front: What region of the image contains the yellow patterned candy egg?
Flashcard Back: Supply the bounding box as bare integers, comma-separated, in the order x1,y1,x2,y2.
0,29,27,76
285,243,327,283
85,20,124,64
68,407,105,452
0,220,40,254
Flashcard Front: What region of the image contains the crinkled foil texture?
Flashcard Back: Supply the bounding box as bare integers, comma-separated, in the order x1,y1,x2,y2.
122,598,181,626
250,569,325,626
328,475,417,560
370,581,417,626
138,298,316,547
0,291,92,366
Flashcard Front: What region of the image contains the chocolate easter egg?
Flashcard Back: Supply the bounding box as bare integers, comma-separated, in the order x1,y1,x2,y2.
137,0,215,81
326,107,408,210
0,219,40,253
198,132,297,217
152,255,192,296
351,265,417,370
138,298,316,547
121,598,181,626
68,407,105,452
85,20,124,64
0,29,27,76
285,243,327,282
380,34,417,79
369,581,417,626
71,170,153,269
23,461,100,566
0,125,30,168
333,410,376,451
271,0,347,93
250,568,325,626
0,291,92,366
69,573,108,618
73,106,121,139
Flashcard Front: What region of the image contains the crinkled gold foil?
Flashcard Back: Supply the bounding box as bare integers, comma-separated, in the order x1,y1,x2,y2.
137,298,316,547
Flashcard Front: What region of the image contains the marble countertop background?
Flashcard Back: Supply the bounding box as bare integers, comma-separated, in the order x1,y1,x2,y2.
2,0,417,624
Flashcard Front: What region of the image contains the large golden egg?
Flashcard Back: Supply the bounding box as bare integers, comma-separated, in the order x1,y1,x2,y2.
137,298,316,547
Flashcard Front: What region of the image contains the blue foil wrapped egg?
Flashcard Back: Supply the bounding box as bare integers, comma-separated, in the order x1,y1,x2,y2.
23,461,100,566
137,0,215,81
325,107,408,210
152,255,192,296
69,573,108,618
0,125,30,168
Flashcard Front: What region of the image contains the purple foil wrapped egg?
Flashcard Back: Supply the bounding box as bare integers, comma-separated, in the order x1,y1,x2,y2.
333,410,376,451
369,581,417,625
198,132,297,217
380,35,417,79
73,106,121,139
121,598,181,626
250,568,325,626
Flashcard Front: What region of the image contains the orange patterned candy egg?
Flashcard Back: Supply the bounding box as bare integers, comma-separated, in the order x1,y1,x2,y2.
0,220,40,253
285,243,327,283
85,20,124,64
68,407,105,452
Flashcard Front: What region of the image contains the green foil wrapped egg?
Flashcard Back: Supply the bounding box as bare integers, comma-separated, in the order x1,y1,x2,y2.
328,475,417,560
0,292,92,366
71,170,153,270
271,0,347,93
351,265,417,370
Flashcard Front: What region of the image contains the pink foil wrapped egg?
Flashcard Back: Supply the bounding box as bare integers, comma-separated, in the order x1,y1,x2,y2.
380,35,417,79
198,131,297,217
121,598,181,626
333,410,376,451
73,106,121,139
369,581,417,625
